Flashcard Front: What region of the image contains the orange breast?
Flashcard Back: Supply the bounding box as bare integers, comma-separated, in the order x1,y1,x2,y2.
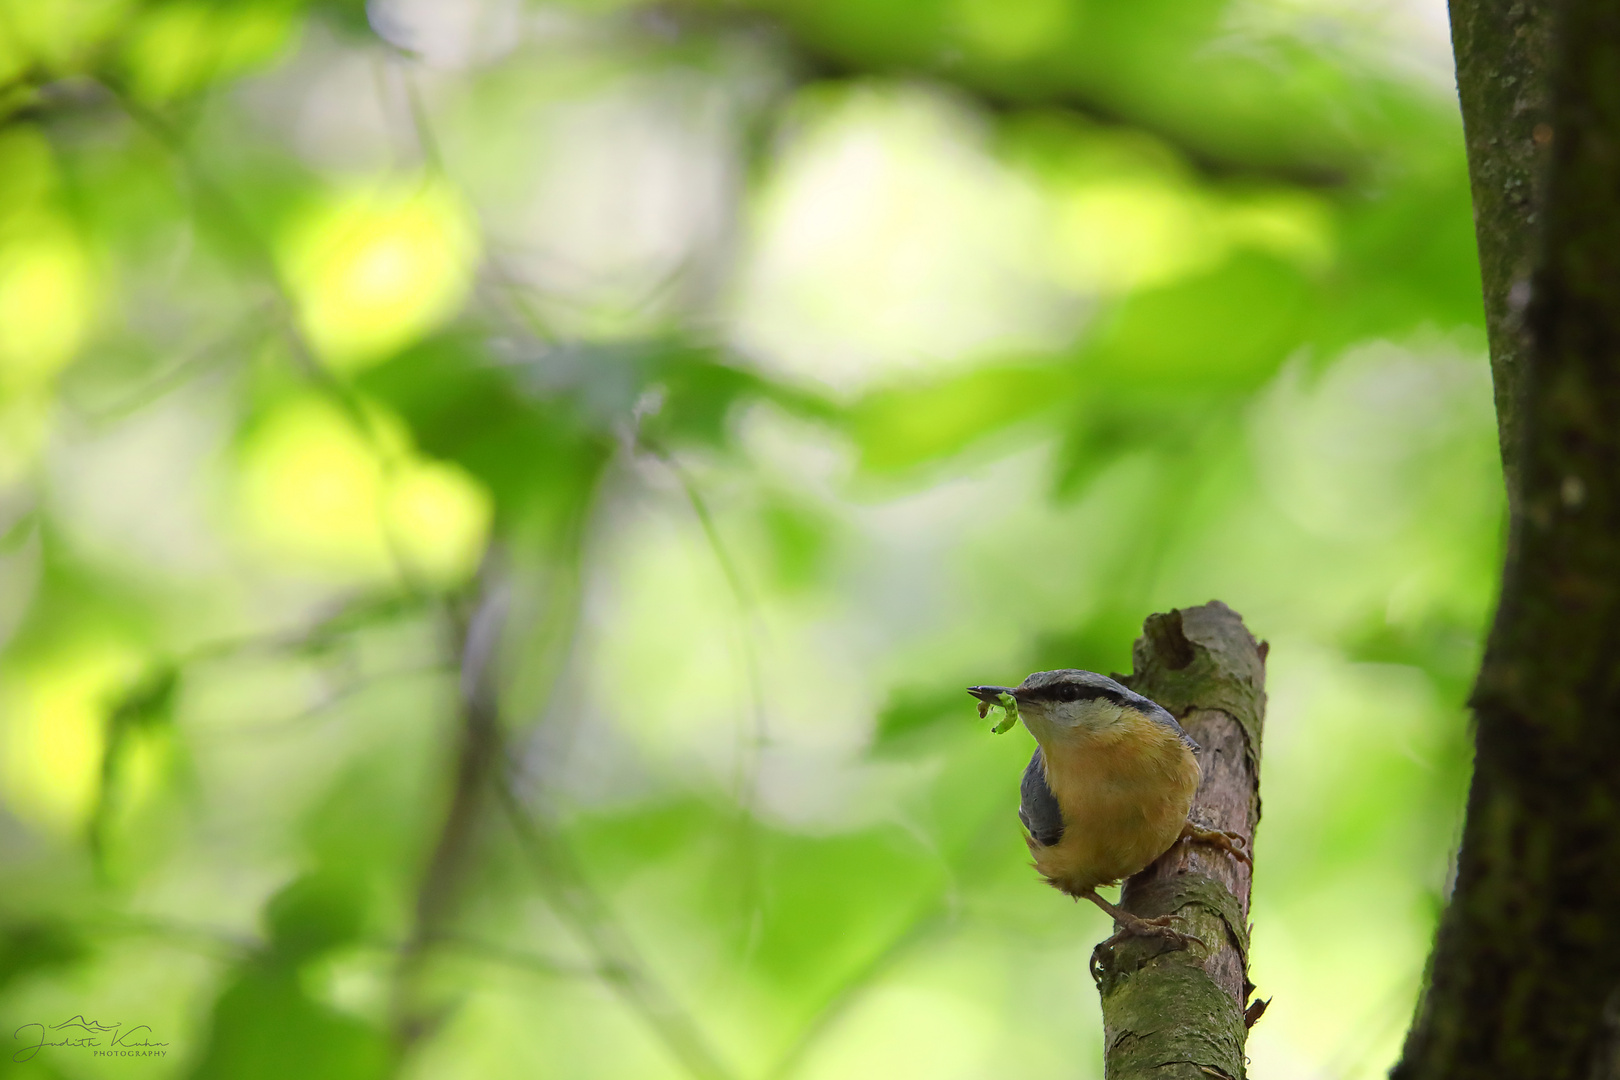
1030,715,1201,895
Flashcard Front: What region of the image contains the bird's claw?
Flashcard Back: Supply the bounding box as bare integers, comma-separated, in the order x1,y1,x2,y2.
1102,913,1205,952
1090,914,1203,980
1179,822,1252,867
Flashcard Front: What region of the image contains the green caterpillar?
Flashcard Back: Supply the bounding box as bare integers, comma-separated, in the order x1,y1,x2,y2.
977,690,1020,735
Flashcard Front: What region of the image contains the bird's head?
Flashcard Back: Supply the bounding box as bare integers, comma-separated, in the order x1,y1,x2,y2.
968,669,1157,742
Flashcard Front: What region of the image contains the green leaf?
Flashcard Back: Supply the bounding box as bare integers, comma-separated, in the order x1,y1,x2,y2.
189,960,388,1080
354,335,613,525
263,873,367,961
0,921,89,998
758,493,837,592
870,685,972,752
1081,252,1311,390
749,828,942,998
849,363,1074,475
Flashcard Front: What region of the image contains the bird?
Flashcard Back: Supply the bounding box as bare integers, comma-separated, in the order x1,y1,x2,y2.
968,669,1249,950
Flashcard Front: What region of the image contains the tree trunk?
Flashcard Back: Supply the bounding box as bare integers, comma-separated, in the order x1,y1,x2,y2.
1447,0,1557,506
1096,601,1267,1080
1394,1,1620,1077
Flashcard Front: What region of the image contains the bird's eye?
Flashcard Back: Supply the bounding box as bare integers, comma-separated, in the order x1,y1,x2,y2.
1056,685,1079,701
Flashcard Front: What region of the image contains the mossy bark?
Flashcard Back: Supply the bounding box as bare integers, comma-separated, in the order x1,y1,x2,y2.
1394,1,1620,1076
1097,602,1267,1080
1447,0,1557,508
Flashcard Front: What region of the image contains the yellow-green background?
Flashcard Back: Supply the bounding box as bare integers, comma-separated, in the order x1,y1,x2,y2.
0,1,1496,1077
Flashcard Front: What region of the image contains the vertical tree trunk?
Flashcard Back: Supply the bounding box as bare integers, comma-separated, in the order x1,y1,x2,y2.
1395,1,1620,1076
1096,602,1267,1080
1447,0,1557,505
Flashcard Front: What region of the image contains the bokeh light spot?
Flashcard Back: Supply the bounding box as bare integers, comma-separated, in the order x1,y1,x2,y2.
236,393,489,585
124,1,295,102
1,644,140,834
1049,178,1222,294
0,215,95,389
0,0,130,75
385,457,493,586
279,179,479,374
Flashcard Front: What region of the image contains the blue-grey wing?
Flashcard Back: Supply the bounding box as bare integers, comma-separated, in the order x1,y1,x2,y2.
1019,746,1065,848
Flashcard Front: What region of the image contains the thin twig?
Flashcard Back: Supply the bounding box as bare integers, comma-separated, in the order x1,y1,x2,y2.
493,774,741,1080
435,933,600,980
640,441,770,931
764,907,942,1080
187,661,455,742
389,572,505,1060
67,303,274,428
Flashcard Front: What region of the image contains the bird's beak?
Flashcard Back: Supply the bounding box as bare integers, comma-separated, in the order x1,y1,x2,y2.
968,685,1021,733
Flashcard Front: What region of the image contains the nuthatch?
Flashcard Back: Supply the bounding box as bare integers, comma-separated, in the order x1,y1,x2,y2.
969,670,1249,948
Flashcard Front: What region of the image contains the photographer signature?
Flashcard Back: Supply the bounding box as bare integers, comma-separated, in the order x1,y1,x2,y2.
12,1016,169,1062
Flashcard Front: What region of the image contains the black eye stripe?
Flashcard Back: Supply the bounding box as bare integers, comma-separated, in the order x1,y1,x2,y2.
1021,684,1129,706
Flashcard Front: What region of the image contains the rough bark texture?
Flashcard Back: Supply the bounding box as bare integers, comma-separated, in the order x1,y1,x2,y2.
1098,602,1266,1080
1394,1,1620,1077
1448,0,1557,504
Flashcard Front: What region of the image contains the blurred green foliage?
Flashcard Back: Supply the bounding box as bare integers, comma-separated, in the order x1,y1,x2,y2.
0,0,1495,1078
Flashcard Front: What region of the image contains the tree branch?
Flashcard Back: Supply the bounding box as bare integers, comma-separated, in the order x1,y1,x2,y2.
389,577,506,1057
1097,601,1267,1080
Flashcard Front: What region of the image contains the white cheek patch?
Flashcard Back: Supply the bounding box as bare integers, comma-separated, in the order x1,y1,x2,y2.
1060,700,1131,732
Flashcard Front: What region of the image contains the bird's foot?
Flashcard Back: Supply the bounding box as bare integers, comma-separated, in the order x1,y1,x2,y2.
1089,911,1203,981
1179,821,1251,866
1099,911,1205,952
1079,887,1203,952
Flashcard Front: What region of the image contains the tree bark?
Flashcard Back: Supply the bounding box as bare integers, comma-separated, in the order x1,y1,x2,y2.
1447,0,1558,507
1394,1,1620,1077
1096,601,1267,1080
